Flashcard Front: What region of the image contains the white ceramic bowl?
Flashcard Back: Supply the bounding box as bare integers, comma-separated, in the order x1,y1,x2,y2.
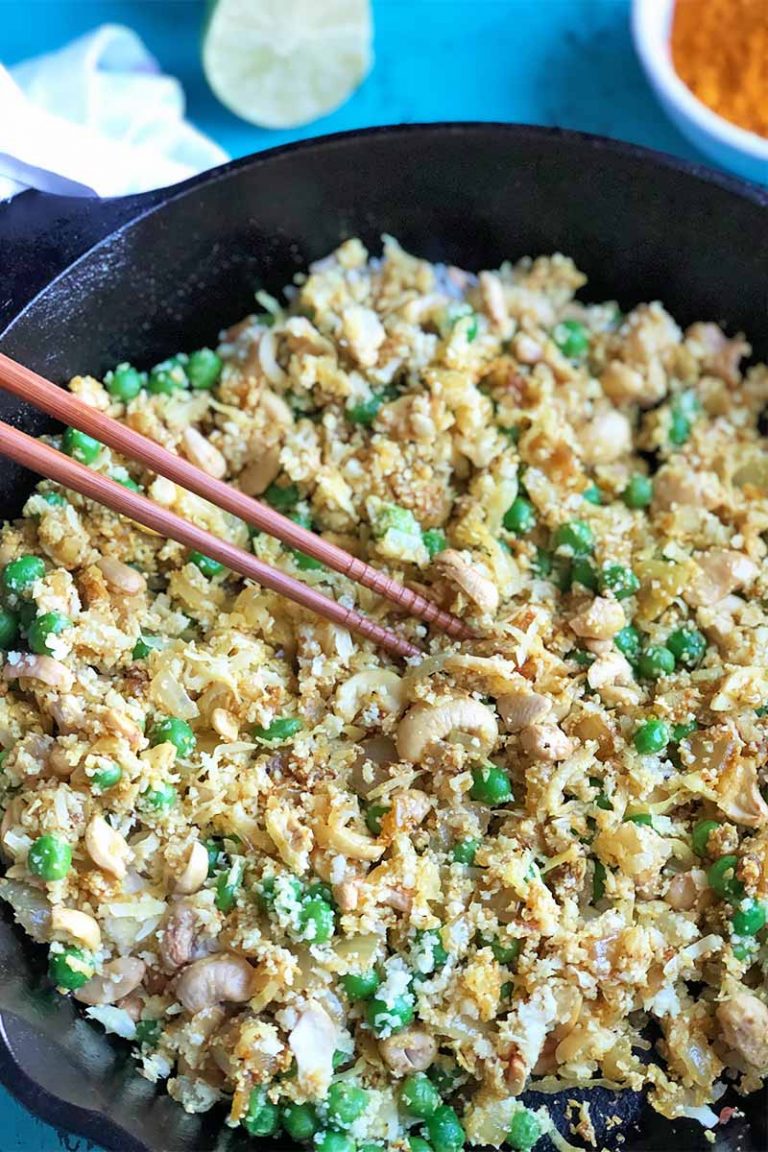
632,0,768,185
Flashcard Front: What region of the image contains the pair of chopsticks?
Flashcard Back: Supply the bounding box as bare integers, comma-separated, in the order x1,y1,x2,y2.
0,352,470,658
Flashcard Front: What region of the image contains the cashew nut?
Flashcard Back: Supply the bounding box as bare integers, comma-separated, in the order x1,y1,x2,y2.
2,654,73,692
97,557,146,595
238,447,281,496
334,669,404,724
435,550,499,615
85,815,132,879
380,789,431,840
379,1028,437,1076
497,691,552,732
51,906,102,951
160,902,200,971
315,794,384,862
265,796,313,873
182,427,227,479
75,957,146,1006
685,550,758,609
174,953,255,1014
397,697,498,762
211,707,239,742
173,841,210,895
716,992,768,1069
569,597,625,640
519,723,575,762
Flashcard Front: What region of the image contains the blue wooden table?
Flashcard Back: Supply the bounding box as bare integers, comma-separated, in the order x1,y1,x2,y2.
0,1,706,1148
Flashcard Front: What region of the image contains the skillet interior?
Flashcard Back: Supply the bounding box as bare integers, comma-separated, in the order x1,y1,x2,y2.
0,124,765,1152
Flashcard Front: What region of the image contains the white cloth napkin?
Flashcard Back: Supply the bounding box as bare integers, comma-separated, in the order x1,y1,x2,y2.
0,24,228,202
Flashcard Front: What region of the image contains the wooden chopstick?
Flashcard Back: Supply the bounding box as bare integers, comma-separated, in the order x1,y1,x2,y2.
0,352,471,642
0,420,422,660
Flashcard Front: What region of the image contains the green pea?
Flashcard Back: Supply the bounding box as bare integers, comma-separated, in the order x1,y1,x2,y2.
187,348,222,391
104,362,144,401
347,384,400,424
360,1146,386,1152
672,721,697,742
507,1108,542,1151
297,895,335,943
553,520,593,556
27,611,71,656
614,625,641,661
669,392,699,446
38,490,68,507
365,803,389,836
111,471,141,492
188,551,225,578
732,939,759,963
62,428,102,464
48,945,94,990
242,1086,279,1137
307,880,334,904
132,634,163,660
143,783,177,810
149,716,196,758
2,555,45,596
469,763,513,805
590,777,613,811
147,356,189,395
332,1048,352,1070
532,548,552,578
17,601,37,629
253,717,303,742
593,859,607,901
204,837,224,877
91,763,122,793
263,482,300,511
708,855,744,901
452,838,480,865
401,1072,441,1118
325,1081,368,1128
634,719,670,755
28,834,72,881
281,1101,318,1141
341,969,381,1000
428,1061,462,1095
571,558,598,591
259,873,304,912
215,859,244,913
622,475,653,509
569,648,595,668
582,485,603,505
409,1140,434,1152
732,899,766,937
501,424,520,444
666,627,706,669
503,497,536,534
425,1104,466,1152
0,608,19,649
478,933,520,965
625,812,654,827
413,928,449,979
423,528,448,558
291,548,325,571
315,1133,354,1152
134,1019,161,1048
552,319,589,359
692,819,720,858
599,563,639,600
637,646,675,679
365,992,414,1036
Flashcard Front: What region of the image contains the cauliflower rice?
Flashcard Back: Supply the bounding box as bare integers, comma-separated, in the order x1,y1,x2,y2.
0,237,766,1150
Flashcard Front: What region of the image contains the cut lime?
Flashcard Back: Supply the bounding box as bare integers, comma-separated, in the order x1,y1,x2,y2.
203,0,373,129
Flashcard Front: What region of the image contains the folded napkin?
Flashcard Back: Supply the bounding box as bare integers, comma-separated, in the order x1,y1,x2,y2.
0,24,228,202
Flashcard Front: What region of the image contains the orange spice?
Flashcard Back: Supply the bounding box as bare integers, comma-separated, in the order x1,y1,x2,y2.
670,0,768,138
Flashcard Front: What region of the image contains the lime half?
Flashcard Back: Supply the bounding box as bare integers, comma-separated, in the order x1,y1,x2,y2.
203,0,373,129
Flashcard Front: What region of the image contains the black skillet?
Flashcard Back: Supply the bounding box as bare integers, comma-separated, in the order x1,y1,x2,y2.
0,124,766,1152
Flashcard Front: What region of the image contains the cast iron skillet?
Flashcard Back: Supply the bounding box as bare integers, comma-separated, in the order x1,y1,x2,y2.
0,124,766,1152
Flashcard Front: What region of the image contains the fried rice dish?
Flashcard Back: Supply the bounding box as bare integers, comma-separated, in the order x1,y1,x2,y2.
0,237,766,1151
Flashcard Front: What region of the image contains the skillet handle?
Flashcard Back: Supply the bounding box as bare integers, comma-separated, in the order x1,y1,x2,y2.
0,187,168,334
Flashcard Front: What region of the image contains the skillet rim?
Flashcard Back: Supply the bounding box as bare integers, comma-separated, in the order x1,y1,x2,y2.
1,119,766,346
0,121,765,1152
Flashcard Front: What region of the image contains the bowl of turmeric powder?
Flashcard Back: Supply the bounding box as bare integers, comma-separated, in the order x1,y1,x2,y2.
632,0,768,184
